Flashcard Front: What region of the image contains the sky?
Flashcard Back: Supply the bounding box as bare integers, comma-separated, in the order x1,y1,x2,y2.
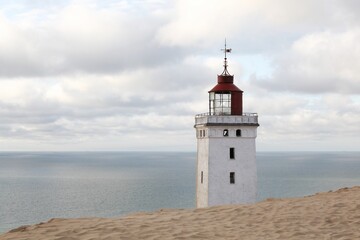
0,0,359,151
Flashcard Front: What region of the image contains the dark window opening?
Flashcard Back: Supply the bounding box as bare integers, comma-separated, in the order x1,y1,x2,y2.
230,172,235,184
230,148,235,159
236,129,241,137
223,129,229,137
199,130,205,138
201,171,203,184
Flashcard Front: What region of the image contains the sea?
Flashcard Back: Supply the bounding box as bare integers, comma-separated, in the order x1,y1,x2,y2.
0,151,360,233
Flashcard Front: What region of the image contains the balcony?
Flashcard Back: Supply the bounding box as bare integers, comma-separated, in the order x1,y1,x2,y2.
195,112,259,126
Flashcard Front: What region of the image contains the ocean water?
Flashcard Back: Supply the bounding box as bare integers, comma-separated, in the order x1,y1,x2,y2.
0,151,360,233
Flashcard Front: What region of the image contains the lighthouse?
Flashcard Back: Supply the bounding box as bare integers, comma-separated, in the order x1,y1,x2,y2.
194,43,259,208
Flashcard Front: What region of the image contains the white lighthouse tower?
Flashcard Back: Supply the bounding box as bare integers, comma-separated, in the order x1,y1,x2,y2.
194,43,259,208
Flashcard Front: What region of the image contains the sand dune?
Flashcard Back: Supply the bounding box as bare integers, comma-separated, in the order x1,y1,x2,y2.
1,186,360,240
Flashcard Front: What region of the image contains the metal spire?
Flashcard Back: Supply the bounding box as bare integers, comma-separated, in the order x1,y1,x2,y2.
221,39,232,76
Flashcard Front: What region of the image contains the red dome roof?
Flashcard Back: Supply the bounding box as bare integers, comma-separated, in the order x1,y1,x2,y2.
209,83,242,92
209,75,243,92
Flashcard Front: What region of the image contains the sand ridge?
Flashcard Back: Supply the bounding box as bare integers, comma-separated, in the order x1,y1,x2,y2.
1,186,360,240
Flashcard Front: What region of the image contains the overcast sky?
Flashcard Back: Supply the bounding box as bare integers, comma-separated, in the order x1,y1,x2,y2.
0,0,359,151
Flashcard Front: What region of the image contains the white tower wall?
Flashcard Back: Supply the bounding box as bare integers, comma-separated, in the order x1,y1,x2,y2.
195,114,258,208
208,126,257,206
196,130,209,208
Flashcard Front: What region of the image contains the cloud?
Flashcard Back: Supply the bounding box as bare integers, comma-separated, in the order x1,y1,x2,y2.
0,0,359,151
253,29,360,94
0,1,184,78
255,93,360,151
0,56,213,150
157,0,358,52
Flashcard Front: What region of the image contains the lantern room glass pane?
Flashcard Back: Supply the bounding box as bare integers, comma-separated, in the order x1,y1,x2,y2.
209,92,231,115
209,92,215,100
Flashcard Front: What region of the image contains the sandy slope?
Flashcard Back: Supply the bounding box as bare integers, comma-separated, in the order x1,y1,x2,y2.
1,186,360,240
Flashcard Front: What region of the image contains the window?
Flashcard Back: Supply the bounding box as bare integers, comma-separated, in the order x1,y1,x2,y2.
230,172,235,184
209,92,231,115
236,129,241,137
201,171,203,184
223,129,229,137
199,130,206,138
230,148,235,159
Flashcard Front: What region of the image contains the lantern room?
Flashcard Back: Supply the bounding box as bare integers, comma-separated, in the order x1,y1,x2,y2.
208,44,243,115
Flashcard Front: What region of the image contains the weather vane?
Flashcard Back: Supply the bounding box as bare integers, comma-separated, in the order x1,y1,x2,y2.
221,38,232,76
